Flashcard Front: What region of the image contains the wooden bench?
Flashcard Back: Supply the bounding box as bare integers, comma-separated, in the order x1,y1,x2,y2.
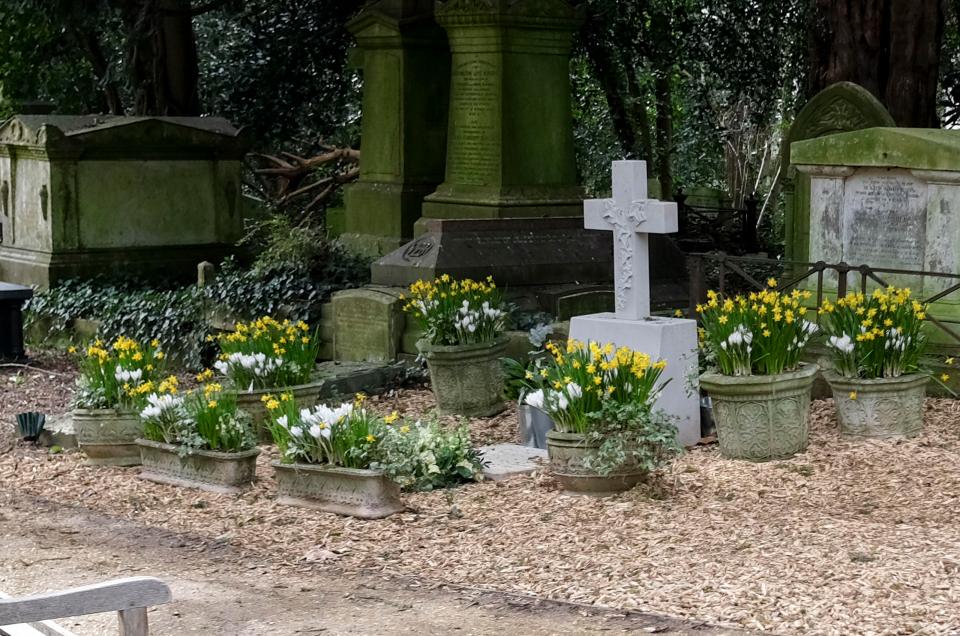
0,577,172,636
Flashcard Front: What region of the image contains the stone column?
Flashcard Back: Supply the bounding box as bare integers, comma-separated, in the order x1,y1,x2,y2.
419,0,582,227
341,0,450,257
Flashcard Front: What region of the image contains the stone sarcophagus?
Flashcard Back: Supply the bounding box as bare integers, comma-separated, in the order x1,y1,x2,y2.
0,115,250,287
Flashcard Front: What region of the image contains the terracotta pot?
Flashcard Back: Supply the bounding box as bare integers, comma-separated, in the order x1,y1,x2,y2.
137,439,260,494
417,336,508,417
272,461,404,519
228,378,324,441
699,363,819,461
546,430,647,495
73,409,143,466
823,371,927,438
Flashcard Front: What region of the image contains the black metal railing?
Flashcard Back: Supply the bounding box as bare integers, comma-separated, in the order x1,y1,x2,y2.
686,252,960,347
674,190,760,254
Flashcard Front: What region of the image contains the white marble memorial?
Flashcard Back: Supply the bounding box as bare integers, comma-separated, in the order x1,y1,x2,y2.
569,161,701,447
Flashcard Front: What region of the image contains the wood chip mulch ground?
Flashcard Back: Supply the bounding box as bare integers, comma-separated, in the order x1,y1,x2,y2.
2,352,960,635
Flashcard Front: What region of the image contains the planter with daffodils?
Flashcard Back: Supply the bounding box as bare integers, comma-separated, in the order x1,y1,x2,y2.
820,287,931,438
213,316,323,438
136,381,258,493
71,337,166,466
697,284,820,461
403,275,509,417
525,340,679,495
266,394,404,519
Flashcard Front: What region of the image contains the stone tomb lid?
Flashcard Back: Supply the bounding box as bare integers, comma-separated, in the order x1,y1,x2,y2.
792,127,960,172
0,282,32,301
0,115,249,158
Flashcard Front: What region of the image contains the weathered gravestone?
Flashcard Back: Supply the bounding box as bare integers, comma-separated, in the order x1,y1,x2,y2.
568,161,700,447
332,287,404,363
341,0,450,257
783,82,895,264
418,0,583,224
0,115,249,287
791,127,960,323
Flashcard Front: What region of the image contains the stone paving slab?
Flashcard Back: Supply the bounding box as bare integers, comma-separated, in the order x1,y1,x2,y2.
479,443,548,481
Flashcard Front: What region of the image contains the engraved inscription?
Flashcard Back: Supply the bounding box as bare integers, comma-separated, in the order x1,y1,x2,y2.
843,171,926,270
402,236,435,260
446,60,500,186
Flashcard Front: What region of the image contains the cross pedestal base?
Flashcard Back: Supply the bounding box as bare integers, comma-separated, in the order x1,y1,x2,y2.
569,313,701,447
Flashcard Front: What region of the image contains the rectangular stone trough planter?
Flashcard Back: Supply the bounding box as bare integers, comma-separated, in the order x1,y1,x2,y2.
73,408,143,466
271,461,404,519
136,439,260,494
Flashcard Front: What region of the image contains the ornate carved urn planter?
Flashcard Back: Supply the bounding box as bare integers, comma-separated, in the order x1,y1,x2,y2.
271,462,405,519
229,378,324,441
417,336,509,417
546,430,647,495
823,371,927,438
699,363,819,461
73,409,143,466
136,439,260,494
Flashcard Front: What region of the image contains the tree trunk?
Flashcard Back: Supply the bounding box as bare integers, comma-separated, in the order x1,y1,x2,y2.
72,28,124,115
807,0,945,127
119,0,200,116
582,37,638,159
653,70,673,201
623,64,654,162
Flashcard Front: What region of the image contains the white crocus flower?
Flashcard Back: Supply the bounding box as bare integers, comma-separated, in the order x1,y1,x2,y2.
524,389,545,409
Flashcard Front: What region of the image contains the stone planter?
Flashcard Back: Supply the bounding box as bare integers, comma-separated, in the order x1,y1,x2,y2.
229,378,324,441
417,336,509,417
545,430,646,495
73,408,143,466
136,439,260,494
518,404,554,449
823,371,928,438
699,363,819,462
271,461,405,519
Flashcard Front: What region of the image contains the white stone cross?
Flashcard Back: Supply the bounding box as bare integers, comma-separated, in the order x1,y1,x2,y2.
585,160,678,320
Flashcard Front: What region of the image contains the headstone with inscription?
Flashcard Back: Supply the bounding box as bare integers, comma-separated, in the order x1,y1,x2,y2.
418,0,583,225
783,82,895,264
341,0,450,257
568,161,700,447
332,287,404,363
792,127,960,310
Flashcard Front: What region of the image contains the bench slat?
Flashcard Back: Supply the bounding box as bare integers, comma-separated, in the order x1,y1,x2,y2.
0,578,170,627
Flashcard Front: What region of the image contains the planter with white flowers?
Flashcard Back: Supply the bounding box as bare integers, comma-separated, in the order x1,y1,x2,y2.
71,337,167,466
820,288,930,438
266,395,404,519
136,383,259,493
697,286,820,461
403,276,509,417
212,316,323,438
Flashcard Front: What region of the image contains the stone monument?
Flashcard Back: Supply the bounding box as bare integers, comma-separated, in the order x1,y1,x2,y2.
791,127,960,315
783,82,895,264
0,115,249,287
341,0,450,256
418,0,583,224
568,161,700,447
